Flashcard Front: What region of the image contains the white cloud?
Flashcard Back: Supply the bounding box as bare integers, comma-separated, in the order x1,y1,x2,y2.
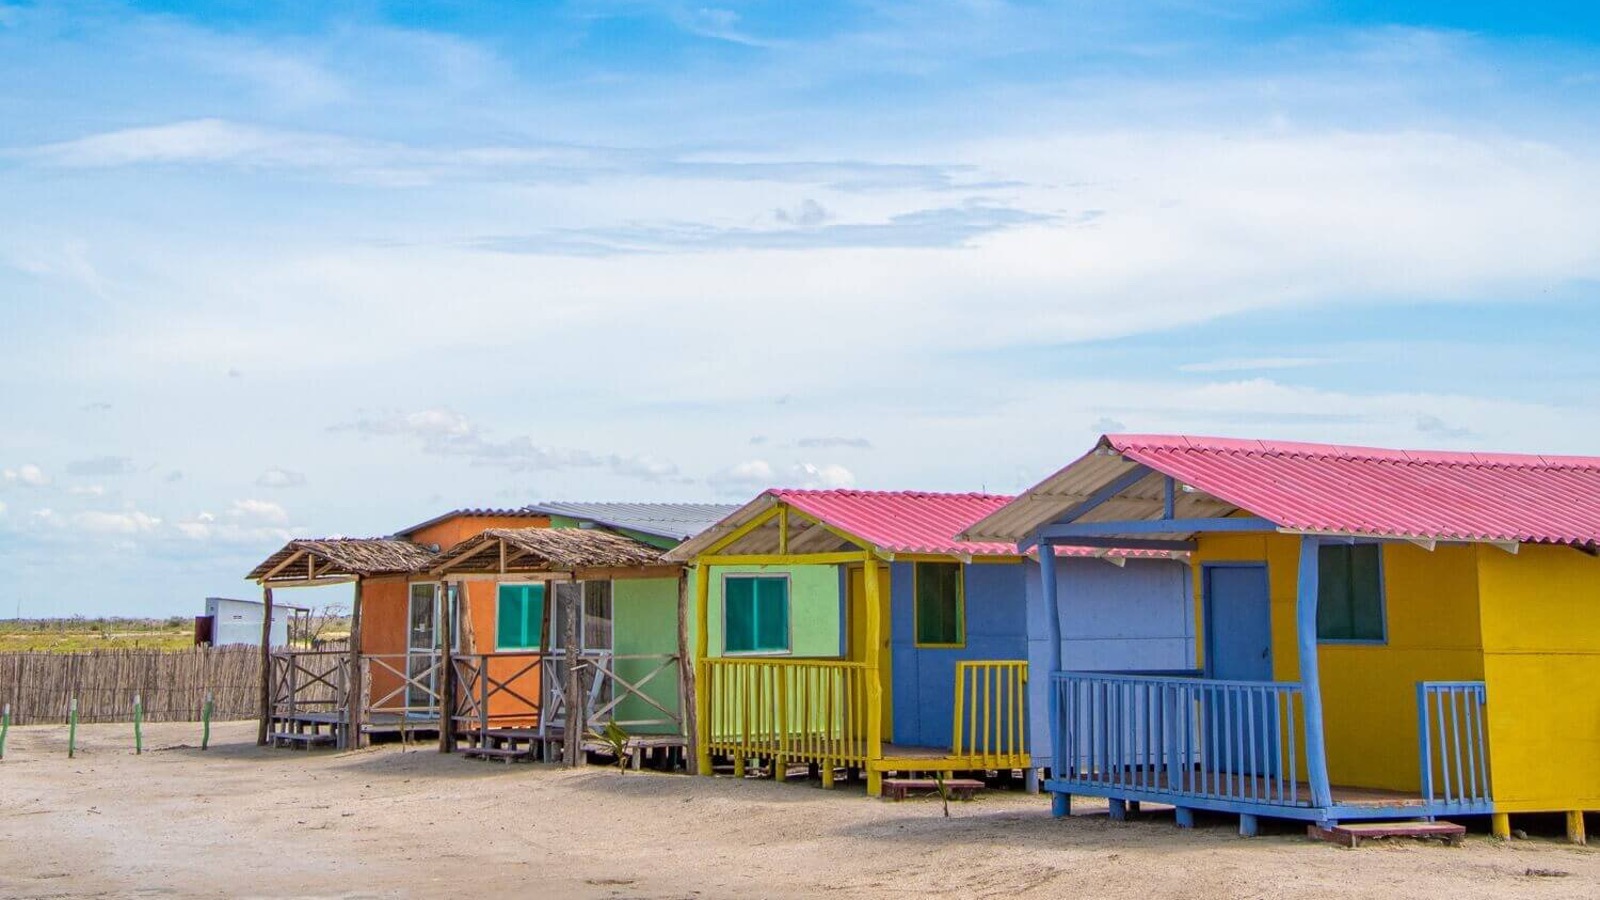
67,485,106,496
708,460,777,496
794,462,856,489
73,509,161,535
2,464,49,487
1179,357,1335,374
256,467,308,489
230,499,290,525
0,499,7,515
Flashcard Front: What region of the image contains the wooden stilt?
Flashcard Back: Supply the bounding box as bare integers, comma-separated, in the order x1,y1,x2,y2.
257,585,274,745
693,565,712,777
346,579,365,749
562,583,582,768
1051,792,1071,818
1109,799,1127,821
676,568,698,775
1567,811,1587,846
1492,812,1511,840
1175,807,1196,828
1239,814,1259,837
437,581,455,754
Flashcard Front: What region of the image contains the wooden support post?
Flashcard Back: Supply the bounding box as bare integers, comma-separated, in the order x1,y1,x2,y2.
694,562,712,777
1239,814,1259,838
1175,807,1195,828
677,568,699,774
1037,537,1063,782
437,581,455,754
1051,791,1071,818
1567,811,1587,845
257,584,274,745
347,579,365,749
863,551,885,797
1491,812,1512,840
1296,535,1334,810
563,583,582,767
1108,799,1127,821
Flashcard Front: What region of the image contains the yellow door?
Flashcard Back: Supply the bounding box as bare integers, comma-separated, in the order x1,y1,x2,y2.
846,565,893,740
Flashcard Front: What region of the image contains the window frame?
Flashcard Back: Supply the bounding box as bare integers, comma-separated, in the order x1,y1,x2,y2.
913,561,966,649
721,573,792,656
1315,541,1388,646
494,582,546,651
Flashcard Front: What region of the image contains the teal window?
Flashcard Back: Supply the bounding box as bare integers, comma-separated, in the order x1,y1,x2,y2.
724,576,789,654
497,584,545,650
1317,544,1385,642
914,562,965,647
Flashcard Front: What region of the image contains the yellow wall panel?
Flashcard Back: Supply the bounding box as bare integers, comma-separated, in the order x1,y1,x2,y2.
1478,544,1600,811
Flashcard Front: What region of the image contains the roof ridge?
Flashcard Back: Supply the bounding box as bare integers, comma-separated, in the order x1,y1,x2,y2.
1107,433,1600,469
770,488,1014,500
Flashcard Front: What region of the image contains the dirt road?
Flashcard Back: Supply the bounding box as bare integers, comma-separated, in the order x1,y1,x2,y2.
1,722,1595,899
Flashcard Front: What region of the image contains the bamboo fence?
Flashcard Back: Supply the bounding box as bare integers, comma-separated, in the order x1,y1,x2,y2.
0,646,271,725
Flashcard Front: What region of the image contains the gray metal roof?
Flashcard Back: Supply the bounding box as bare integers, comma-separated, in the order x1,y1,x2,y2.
522,502,740,542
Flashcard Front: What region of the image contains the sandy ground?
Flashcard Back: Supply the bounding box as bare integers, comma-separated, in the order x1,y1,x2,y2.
2,722,1597,899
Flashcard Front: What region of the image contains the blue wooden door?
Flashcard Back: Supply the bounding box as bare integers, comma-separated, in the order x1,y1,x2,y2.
1204,565,1272,681
1203,565,1276,778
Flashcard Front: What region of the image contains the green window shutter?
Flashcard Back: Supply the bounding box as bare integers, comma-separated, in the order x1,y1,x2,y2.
1317,544,1384,642
724,576,789,653
725,577,757,653
754,578,789,651
496,585,545,650
915,562,963,646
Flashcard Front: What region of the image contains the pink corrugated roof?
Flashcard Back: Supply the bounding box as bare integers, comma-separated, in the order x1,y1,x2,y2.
1107,434,1600,546
771,489,1158,557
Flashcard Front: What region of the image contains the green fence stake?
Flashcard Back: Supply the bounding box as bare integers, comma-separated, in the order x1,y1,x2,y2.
1,703,10,760
68,698,78,759
133,694,143,755
202,692,213,751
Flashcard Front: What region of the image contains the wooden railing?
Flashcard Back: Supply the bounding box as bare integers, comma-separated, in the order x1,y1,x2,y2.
1053,671,1306,806
270,649,348,720
1417,681,1492,809
951,660,1029,769
703,658,869,769
451,651,545,735
450,651,684,737
362,653,441,721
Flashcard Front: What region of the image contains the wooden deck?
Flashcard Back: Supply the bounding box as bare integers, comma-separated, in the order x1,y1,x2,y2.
867,742,1030,775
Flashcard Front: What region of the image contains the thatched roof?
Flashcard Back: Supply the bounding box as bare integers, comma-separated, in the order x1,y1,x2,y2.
247,538,438,585
431,528,667,575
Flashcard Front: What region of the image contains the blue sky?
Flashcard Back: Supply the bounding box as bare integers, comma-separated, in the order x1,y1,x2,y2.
4,1,1600,616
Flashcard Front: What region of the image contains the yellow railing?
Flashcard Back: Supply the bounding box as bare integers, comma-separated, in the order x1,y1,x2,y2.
703,658,869,772
951,660,1029,769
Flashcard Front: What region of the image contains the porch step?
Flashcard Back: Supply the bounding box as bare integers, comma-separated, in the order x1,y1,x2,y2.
1309,821,1466,848
882,778,985,802
269,731,337,748
462,745,537,763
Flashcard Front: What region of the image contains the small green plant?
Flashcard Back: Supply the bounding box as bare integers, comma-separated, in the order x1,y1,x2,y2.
933,771,952,818
589,720,632,773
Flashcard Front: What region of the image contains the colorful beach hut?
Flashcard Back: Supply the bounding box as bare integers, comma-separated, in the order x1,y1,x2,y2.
250,509,549,748
426,503,737,765
963,434,1600,841
664,489,1189,795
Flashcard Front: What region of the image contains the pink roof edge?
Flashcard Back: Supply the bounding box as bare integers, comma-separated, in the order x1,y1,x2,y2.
1094,433,1600,546
767,488,1172,559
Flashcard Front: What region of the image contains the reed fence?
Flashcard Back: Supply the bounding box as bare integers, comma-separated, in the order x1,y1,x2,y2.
0,646,274,724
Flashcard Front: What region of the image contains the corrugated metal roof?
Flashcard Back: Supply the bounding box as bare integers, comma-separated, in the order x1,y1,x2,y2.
392,508,547,538
664,489,1181,561
964,434,1600,547
772,489,1021,556
523,501,740,542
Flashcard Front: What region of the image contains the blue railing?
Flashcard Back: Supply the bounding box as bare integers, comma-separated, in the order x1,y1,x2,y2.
1417,681,1491,808
1052,671,1306,807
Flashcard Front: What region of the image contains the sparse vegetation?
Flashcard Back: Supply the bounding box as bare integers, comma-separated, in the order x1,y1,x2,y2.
0,617,195,652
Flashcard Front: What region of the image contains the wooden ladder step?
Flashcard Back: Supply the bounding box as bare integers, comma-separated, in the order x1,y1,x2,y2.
882,778,985,801
1309,821,1466,848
